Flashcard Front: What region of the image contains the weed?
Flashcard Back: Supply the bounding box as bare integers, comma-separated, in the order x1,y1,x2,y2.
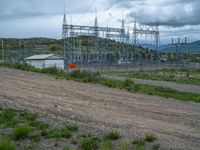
100,139,111,150
144,134,157,142
2,62,200,103
0,109,18,128
29,120,49,130
65,124,79,132
152,144,160,150
0,138,15,150
19,111,37,122
104,131,121,140
133,138,145,146
45,127,73,139
80,135,99,150
13,125,32,140
65,147,75,150
71,138,77,145
29,131,42,142
119,143,128,150
133,138,146,150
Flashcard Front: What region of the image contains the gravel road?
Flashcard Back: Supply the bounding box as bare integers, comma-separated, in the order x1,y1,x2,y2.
101,75,200,94
0,68,200,150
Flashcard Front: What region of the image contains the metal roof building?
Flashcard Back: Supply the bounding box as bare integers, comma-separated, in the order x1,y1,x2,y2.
25,54,64,69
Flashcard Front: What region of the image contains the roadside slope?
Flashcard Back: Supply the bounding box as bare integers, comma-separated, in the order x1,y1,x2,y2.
102,75,200,94
0,68,200,149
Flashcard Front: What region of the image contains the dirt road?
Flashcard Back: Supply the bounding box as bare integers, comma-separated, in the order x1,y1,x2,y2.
0,67,200,149
101,75,200,94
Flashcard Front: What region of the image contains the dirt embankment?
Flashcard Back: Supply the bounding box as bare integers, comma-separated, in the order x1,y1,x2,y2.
0,68,200,150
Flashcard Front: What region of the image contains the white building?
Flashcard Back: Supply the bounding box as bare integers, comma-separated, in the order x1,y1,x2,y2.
25,54,64,69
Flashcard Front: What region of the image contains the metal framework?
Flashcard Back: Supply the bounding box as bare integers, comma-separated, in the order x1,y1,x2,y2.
62,13,160,69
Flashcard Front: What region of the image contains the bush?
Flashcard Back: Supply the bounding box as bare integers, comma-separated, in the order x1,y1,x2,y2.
65,124,79,132
13,125,32,140
45,127,73,139
104,131,120,140
65,147,75,150
20,111,37,122
132,138,145,146
99,139,111,150
144,134,157,142
0,109,18,127
119,143,128,150
29,120,49,130
80,135,99,150
0,138,15,150
152,144,160,150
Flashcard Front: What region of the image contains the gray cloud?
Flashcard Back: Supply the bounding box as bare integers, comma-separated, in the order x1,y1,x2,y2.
107,0,200,27
0,0,92,21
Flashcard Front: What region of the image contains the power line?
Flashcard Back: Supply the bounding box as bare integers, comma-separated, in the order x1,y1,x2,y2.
75,0,98,24
88,0,120,25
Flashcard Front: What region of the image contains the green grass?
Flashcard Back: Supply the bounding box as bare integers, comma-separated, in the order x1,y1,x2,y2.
119,143,128,150
133,134,159,150
133,138,146,150
13,125,32,140
65,124,79,132
29,120,50,130
19,111,38,122
104,131,121,140
44,127,73,139
0,108,161,149
1,63,200,102
101,69,200,86
99,139,111,150
0,138,15,150
152,144,160,150
0,109,19,128
80,135,99,150
65,147,76,150
144,134,157,142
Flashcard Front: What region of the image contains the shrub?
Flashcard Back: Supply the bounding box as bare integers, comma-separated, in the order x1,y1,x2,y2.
13,125,32,140
132,138,145,146
119,143,128,150
80,135,99,150
133,138,146,150
104,131,121,140
29,120,49,130
0,109,18,127
99,139,111,150
45,127,73,139
65,147,75,150
0,138,15,150
65,124,79,132
20,111,37,122
144,134,157,142
152,144,160,150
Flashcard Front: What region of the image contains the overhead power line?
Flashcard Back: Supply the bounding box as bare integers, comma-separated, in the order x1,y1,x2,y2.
75,0,98,24
88,0,120,25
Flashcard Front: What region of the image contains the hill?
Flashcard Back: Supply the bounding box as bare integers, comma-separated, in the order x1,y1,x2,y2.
140,40,200,54
0,37,155,58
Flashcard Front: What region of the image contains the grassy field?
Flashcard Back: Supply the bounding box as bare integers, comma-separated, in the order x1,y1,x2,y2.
101,69,200,86
0,63,200,103
0,107,159,150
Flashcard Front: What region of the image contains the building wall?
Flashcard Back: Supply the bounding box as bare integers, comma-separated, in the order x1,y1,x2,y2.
26,59,64,69
26,60,45,69
45,59,64,69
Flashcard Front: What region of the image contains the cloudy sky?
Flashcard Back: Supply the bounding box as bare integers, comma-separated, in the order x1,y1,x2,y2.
0,0,200,44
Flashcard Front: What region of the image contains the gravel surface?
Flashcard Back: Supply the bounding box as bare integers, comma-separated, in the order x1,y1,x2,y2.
0,68,200,150
102,75,200,94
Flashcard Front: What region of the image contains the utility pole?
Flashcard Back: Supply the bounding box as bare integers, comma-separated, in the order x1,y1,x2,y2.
62,4,67,70
2,40,4,62
171,37,188,63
